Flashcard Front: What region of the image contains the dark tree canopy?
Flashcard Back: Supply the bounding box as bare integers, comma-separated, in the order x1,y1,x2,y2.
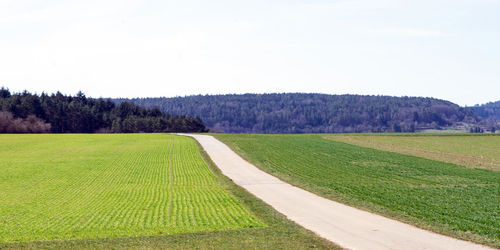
0,88,207,133
467,101,500,133
467,101,500,121
115,93,480,133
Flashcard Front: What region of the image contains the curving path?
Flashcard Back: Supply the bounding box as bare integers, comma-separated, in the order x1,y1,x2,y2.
180,134,492,250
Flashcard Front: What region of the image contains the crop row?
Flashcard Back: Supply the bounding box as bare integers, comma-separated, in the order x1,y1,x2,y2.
0,134,263,242
326,134,500,170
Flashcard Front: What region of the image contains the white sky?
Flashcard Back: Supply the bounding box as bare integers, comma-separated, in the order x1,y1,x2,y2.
1,0,499,106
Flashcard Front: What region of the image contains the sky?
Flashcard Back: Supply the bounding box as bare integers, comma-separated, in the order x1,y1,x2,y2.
0,0,499,106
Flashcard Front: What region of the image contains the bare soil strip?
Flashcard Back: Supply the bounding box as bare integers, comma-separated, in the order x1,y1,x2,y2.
181,134,493,250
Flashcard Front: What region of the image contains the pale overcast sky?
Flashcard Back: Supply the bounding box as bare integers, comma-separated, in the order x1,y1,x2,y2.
1,0,499,106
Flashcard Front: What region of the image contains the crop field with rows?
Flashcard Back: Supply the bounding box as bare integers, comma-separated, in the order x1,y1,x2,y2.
0,134,264,243
216,134,500,248
326,134,500,170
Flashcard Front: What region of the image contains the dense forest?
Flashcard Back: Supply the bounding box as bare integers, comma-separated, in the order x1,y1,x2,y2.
0,88,207,133
115,93,480,133
467,101,500,121
466,101,500,133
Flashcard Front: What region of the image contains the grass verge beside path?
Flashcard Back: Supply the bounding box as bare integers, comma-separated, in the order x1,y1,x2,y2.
215,134,500,248
1,134,338,249
326,134,500,171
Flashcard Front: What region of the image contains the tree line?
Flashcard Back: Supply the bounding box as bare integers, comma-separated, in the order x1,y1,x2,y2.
466,101,500,133
115,93,480,133
0,88,207,133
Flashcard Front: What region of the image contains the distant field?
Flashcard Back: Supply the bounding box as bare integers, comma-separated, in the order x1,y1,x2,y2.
0,134,263,242
326,134,500,171
216,134,500,248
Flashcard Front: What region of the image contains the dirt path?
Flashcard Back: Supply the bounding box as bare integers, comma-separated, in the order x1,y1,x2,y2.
181,134,492,250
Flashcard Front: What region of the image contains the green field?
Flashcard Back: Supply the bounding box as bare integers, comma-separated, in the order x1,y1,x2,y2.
216,134,500,248
327,134,500,170
0,134,263,242
0,134,337,249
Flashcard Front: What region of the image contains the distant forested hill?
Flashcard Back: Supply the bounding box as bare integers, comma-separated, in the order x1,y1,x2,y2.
467,101,500,121
114,93,478,133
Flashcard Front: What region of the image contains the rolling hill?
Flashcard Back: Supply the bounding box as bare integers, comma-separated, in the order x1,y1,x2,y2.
467,101,500,121
115,93,479,133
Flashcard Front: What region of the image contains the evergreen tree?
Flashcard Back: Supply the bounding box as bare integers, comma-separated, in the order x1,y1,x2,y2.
0,89,207,133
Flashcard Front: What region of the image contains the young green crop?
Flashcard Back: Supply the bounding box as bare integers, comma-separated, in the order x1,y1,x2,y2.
216,134,500,248
0,134,264,242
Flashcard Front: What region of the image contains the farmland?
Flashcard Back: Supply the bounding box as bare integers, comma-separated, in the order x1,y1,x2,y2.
0,134,336,249
216,134,500,248
0,134,264,242
326,134,500,170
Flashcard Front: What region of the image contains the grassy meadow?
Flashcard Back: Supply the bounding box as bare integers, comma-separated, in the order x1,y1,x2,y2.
0,134,337,249
216,134,500,248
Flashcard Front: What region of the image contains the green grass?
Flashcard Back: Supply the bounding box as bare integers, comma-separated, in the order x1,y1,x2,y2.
0,134,337,249
216,134,500,248
326,134,500,170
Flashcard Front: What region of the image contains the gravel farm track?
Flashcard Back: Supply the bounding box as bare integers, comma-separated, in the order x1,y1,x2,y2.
181,134,494,250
